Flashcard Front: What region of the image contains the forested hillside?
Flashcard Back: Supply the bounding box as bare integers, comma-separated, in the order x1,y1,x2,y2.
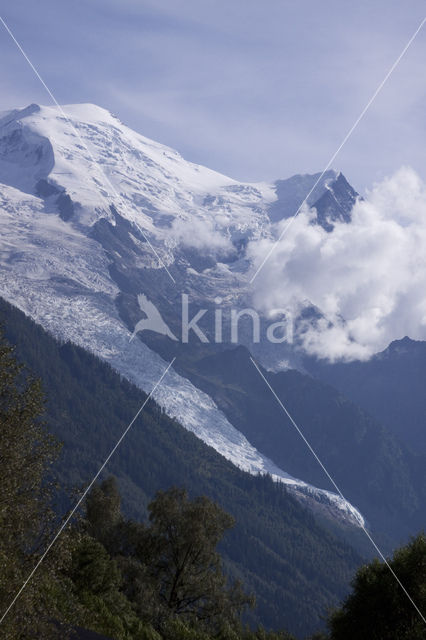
0,297,362,637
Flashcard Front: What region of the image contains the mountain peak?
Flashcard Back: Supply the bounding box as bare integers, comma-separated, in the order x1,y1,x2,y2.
0,102,41,127
377,336,426,360
267,169,357,229
0,102,120,129
19,102,41,116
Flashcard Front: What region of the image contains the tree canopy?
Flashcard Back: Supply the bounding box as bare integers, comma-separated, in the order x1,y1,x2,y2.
0,333,61,639
328,534,426,640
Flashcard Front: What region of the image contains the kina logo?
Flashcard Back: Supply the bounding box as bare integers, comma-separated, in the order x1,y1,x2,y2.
130,294,178,342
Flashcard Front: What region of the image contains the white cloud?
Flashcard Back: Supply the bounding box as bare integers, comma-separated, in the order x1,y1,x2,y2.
248,166,426,361
170,216,233,254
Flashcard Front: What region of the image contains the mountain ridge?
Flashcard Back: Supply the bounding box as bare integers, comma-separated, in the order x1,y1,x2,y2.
307,336,426,455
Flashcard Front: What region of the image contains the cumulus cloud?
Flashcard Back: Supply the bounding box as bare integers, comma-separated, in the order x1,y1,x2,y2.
247,167,426,361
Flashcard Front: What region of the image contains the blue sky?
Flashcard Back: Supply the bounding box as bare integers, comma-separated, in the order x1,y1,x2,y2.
0,0,425,192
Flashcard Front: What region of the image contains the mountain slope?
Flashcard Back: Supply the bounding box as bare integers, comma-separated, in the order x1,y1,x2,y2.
307,337,426,454
0,296,363,637
132,336,426,544
0,102,363,524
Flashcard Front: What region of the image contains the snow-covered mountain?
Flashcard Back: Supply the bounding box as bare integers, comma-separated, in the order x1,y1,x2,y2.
0,102,363,526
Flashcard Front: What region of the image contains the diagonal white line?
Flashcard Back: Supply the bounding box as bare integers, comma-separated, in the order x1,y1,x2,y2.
249,355,426,626
250,16,426,284
0,15,176,284
0,357,176,626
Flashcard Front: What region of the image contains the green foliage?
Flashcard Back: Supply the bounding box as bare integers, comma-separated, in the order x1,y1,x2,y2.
146,488,250,625
67,534,147,639
328,533,426,639
0,335,59,548
0,333,63,639
81,480,253,635
85,476,122,544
